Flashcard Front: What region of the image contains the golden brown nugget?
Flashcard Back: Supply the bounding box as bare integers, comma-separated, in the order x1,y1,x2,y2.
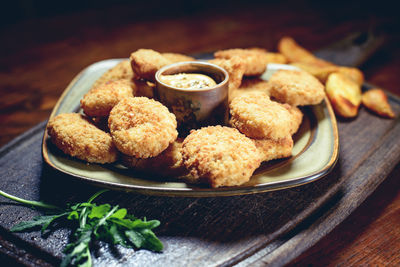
108,97,178,158
92,60,135,89
182,126,261,188
267,70,325,106
208,57,245,94
215,48,273,76
229,92,293,140
133,79,156,98
130,49,171,81
121,139,192,178
47,113,118,163
362,89,395,118
229,78,270,102
81,79,136,117
253,136,293,162
161,53,195,63
283,104,303,135
325,72,361,118
130,50,195,82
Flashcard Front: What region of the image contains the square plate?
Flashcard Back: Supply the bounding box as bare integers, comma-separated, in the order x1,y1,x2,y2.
42,59,339,197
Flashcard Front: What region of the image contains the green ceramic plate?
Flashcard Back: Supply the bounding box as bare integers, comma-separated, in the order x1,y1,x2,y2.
42,59,339,197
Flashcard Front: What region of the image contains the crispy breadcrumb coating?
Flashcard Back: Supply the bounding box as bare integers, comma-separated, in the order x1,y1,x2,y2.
130,49,195,81
47,113,118,163
253,136,293,162
81,79,136,117
229,78,270,102
161,53,195,63
267,70,325,106
182,126,261,188
92,60,135,89
108,97,178,158
208,57,245,94
229,92,293,140
121,138,195,180
214,48,287,77
282,104,303,135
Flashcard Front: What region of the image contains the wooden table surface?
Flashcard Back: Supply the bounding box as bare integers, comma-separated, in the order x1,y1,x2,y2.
1,1,399,266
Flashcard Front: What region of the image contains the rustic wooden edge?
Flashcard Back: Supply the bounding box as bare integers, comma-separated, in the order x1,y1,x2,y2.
231,93,400,267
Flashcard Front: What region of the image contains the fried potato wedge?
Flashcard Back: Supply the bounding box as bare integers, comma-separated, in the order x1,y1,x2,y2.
291,62,339,83
278,37,333,66
326,73,362,118
337,67,364,86
362,89,395,118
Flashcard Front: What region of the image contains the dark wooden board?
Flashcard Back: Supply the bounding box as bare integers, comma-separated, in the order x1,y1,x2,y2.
0,89,399,266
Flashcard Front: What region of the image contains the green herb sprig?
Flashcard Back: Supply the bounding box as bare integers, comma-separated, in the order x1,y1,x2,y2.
0,189,163,267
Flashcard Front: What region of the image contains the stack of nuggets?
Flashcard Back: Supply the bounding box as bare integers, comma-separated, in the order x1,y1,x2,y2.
47,45,327,188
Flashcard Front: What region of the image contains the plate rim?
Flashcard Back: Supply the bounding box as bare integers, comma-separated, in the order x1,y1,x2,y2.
42,59,339,197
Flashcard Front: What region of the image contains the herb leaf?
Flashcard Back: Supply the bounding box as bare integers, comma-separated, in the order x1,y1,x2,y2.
1,189,163,267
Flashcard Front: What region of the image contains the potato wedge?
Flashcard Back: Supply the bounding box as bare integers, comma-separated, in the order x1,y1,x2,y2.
362,89,395,118
278,36,333,66
291,62,339,83
326,72,362,118
337,67,364,86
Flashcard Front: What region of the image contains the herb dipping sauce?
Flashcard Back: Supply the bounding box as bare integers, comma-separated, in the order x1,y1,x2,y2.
159,73,217,89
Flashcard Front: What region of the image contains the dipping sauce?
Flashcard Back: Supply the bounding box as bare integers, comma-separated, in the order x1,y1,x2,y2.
159,73,217,89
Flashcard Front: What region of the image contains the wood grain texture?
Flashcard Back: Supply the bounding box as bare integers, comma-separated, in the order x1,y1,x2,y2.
0,1,399,266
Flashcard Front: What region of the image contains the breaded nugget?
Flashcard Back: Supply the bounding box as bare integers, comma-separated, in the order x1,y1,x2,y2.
161,53,195,63
253,136,293,162
47,113,118,163
229,91,293,140
208,57,245,94
229,78,270,102
283,104,303,135
267,70,325,106
133,79,156,98
130,49,195,82
130,49,171,81
92,60,135,88
108,97,178,158
81,79,136,117
214,48,286,77
182,126,261,188
121,139,194,180
214,48,266,76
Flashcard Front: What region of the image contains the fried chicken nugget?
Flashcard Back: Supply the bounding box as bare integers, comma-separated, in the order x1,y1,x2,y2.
47,113,118,163
267,70,325,106
161,53,195,63
283,104,303,135
229,78,270,102
92,60,135,88
121,138,192,179
81,79,136,117
253,136,293,162
229,92,293,140
214,48,286,77
108,97,178,158
182,126,261,188
208,57,246,93
130,49,194,81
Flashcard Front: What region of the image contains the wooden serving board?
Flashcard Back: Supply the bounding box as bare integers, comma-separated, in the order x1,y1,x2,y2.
0,85,399,266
